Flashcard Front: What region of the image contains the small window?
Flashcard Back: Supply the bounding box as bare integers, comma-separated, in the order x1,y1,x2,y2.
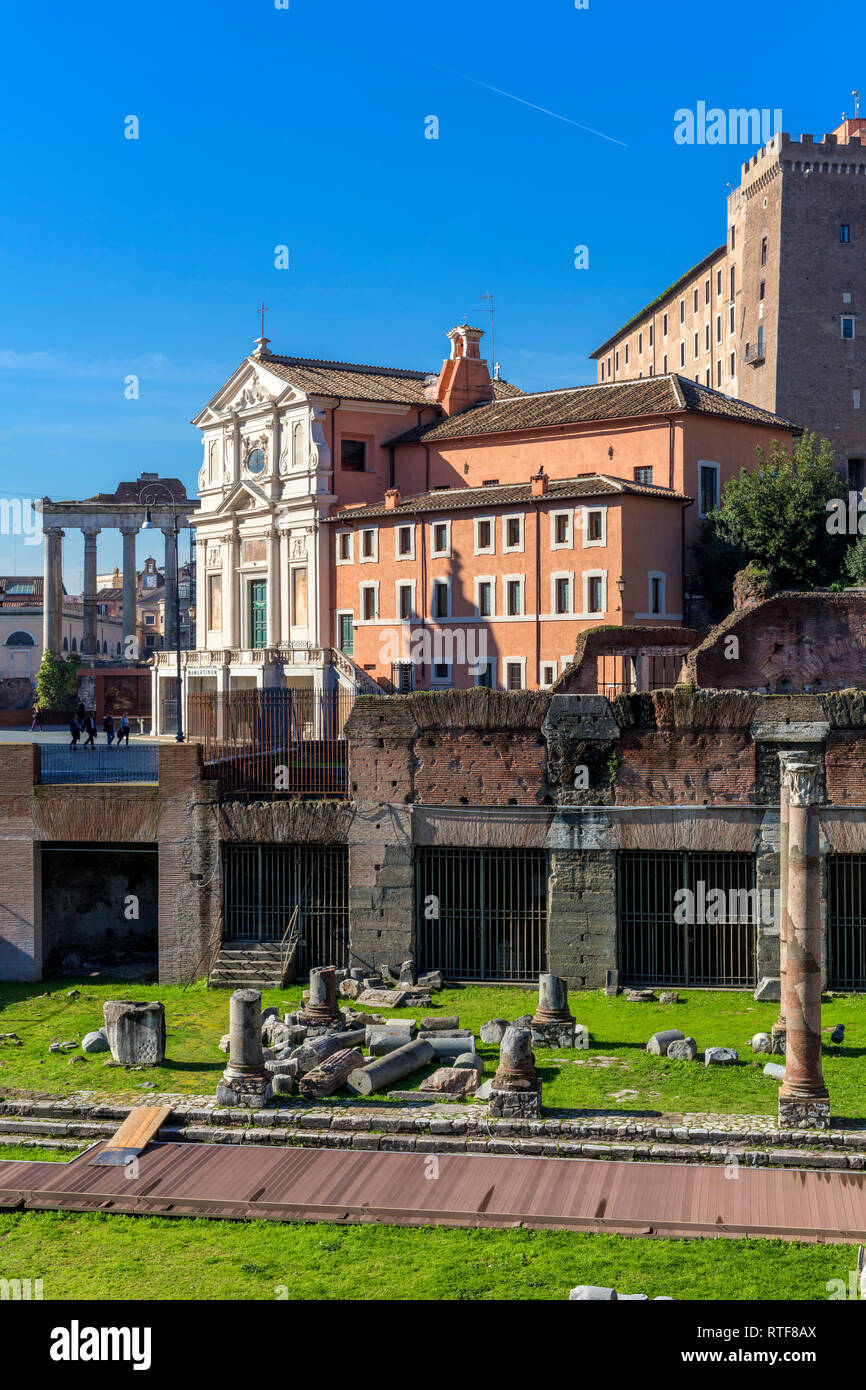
680,299,685,324
842,316,856,340
716,314,721,343
698,462,720,517
649,324,654,347
475,661,495,689
554,577,571,615
693,288,699,313
680,342,685,367
392,662,414,693
761,237,768,266
717,268,722,295
585,508,605,545
360,528,377,562
503,515,523,551
663,311,668,336
477,580,494,618
431,662,451,683
730,351,736,378
551,511,572,549
475,518,494,553
638,333,642,354
361,586,378,621
541,662,557,687
729,305,735,334
625,343,629,365
716,360,722,387
705,279,710,305
607,356,612,377
759,280,765,301
634,466,653,485
341,439,366,472
398,584,414,620
506,579,522,616
586,576,604,614
731,225,736,250
506,661,523,691
663,353,668,373
840,224,851,244
650,575,664,614
482,479,500,488
730,266,735,299
337,531,352,563
432,580,449,618
694,331,699,359
431,520,451,557
615,350,620,370
705,324,710,351
396,525,414,558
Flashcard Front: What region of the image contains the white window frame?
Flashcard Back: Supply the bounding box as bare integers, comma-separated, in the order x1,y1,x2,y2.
648,571,665,615
394,524,415,561
335,529,353,565
540,660,558,687
583,569,607,617
359,581,379,622
697,460,721,518
582,506,607,548
502,656,527,690
474,515,496,555
395,580,416,622
841,315,856,340
550,508,574,551
430,660,452,685
431,576,452,620
550,571,574,617
475,575,496,619
430,518,452,558
359,527,379,564
502,513,525,554
503,573,526,618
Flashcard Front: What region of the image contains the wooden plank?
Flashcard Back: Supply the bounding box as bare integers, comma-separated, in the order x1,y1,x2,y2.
103,1106,172,1153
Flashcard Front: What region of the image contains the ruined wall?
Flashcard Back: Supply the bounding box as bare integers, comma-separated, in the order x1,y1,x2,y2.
156,743,220,985
0,744,41,980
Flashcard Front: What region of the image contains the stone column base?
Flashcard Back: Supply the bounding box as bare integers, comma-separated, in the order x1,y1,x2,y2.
770,1026,786,1057
531,1020,588,1049
217,1071,273,1109
778,1095,830,1130
489,1086,541,1119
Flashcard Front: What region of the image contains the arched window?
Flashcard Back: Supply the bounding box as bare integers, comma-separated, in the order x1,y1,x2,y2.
71,637,77,652
5,630,35,646
62,637,69,652
116,641,121,655
292,421,303,468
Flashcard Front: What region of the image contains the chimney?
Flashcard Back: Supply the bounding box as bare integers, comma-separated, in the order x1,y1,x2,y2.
531,469,549,496
384,488,401,510
431,324,494,416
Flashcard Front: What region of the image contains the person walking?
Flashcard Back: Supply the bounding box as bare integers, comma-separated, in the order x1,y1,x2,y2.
69,715,81,751
117,713,131,747
104,712,115,747
30,703,44,733
82,711,96,749
75,699,86,724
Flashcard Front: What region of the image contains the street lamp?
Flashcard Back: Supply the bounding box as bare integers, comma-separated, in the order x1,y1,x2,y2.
140,483,184,743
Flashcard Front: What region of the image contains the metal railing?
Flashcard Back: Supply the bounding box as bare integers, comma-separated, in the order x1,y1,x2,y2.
416,846,548,982
187,688,354,799
617,850,757,988
222,843,348,971
828,854,866,991
40,745,159,784
597,651,688,697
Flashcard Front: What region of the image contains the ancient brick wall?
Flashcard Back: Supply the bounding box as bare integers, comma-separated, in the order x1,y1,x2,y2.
688,593,866,693
156,743,220,985
0,744,40,980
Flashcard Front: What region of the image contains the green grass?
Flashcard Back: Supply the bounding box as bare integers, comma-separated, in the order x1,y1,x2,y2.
0,978,863,1119
0,1200,856,1300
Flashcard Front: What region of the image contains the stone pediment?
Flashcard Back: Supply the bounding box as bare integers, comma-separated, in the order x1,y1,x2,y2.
193,359,305,426
210,480,271,518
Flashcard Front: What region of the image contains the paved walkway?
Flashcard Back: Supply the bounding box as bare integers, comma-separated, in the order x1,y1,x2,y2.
2,1141,865,1241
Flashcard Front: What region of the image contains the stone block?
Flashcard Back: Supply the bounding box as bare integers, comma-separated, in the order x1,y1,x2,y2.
103,1001,166,1067
763,1062,786,1081
419,1067,478,1096
666,1037,698,1061
625,989,656,1003
568,1285,617,1301
659,991,680,1005
81,1029,109,1054
751,1032,773,1053
646,1029,685,1056
704,1047,738,1066
480,1018,509,1045
754,976,780,1002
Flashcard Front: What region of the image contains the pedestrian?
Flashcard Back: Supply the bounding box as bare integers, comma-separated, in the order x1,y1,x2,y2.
69,716,81,751
82,711,96,749
104,712,115,747
30,703,44,733
75,699,86,724
117,713,131,747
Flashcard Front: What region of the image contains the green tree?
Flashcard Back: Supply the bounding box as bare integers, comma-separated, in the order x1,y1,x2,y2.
692,432,846,617
843,535,866,586
35,651,81,711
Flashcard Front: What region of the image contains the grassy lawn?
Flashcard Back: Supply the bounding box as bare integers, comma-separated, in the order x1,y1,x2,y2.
0,978,862,1118
0,1197,855,1301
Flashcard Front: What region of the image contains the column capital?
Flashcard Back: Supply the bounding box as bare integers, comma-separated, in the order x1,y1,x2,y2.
81,525,101,539
784,759,820,807
119,522,140,536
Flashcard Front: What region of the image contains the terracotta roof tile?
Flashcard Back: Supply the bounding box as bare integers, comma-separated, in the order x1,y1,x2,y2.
254,353,525,409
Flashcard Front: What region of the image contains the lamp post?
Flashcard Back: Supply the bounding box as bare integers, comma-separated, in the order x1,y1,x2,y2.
140,483,184,743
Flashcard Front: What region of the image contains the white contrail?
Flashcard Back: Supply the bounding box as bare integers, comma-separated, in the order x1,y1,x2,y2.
422,61,627,146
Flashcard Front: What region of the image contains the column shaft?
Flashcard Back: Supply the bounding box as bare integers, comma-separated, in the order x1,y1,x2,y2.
224,530,238,648
82,528,100,656
266,528,280,648
121,527,138,659
162,527,178,649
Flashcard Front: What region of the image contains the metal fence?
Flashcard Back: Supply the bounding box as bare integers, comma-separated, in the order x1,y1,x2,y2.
416,846,548,982
828,854,866,991
40,745,159,784
188,688,354,799
597,652,687,697
222,843,348,971
618,850,757,988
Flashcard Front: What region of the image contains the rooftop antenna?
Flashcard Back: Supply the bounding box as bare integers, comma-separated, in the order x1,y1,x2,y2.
478,292,496,380
853,90,861,118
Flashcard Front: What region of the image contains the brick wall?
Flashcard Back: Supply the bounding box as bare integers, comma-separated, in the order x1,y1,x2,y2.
156,742,220,985
0,744,40,980
689,593,866,692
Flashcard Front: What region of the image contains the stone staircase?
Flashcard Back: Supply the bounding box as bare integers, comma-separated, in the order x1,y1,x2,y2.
207,944,286,990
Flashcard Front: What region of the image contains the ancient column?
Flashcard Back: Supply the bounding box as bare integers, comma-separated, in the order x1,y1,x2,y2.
778,758,830,1130
531,972,576,1046
773,748,808,1051
266,527,281,649
216,988,272,1108
120,525,138,659
42,527,64,655
161,525,178,649
298,965,341,1027
490,1025,541,1118
81,526,100,656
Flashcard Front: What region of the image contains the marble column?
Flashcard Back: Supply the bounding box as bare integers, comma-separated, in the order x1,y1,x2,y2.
162,526,178,649
81,526,100,657
42,528,64,655
120,526,139,659
266,527,281,649
778,758,830,1130
223,528,238,648
774,748,807,1051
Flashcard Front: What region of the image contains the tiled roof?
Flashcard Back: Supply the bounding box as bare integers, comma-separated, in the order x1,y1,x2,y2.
253,352,525,408
325,474,689,523
0,576,42,598
388,374,800,443
590,245,728,358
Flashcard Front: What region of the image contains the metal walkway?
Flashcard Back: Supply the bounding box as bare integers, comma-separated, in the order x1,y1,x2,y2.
2,1142,866,1241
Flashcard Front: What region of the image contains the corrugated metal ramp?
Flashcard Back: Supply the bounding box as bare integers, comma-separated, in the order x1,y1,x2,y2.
2,1141,865,1242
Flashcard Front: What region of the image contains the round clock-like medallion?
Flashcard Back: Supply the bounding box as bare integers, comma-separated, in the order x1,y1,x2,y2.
247,447,266,475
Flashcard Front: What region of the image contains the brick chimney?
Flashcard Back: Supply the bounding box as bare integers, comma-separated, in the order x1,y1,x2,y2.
384,488,401,510
429,324,494,416
531,469,549,496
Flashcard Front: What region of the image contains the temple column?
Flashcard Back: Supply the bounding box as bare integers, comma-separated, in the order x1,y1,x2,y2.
81,526,100,656
223,527,238,649
42,527,64,655
266,527,281,649
162,526,178,649
120,525,139,659
778,758,830,1130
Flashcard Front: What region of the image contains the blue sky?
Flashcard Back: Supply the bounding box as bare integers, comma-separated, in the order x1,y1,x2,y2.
0,0,862,585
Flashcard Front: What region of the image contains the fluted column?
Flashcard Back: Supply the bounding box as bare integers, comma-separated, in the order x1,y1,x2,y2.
42,527,64,655
266,527,280,649
778,758,830,1130
81,526,100,656
120,526,138,659
162,526,178,649
223,527,238,648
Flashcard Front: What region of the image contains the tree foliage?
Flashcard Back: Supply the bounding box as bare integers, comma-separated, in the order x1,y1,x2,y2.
35,651,81,711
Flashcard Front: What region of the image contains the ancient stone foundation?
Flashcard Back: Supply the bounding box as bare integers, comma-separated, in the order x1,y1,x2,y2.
489,1025,541,1118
